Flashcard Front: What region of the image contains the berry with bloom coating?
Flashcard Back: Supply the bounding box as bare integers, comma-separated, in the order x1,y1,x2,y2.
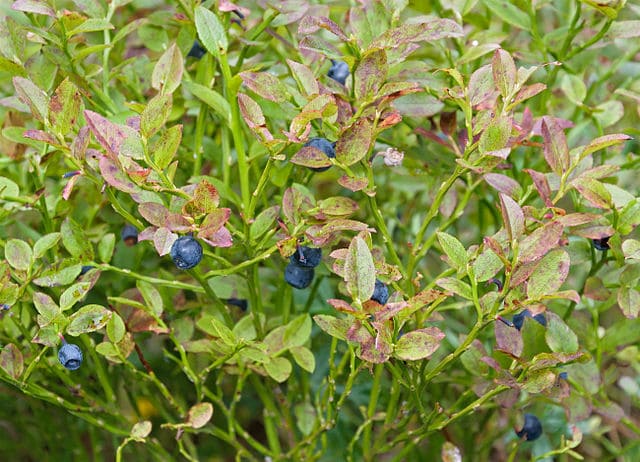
303,138,336,172
513,309,547,330
328,60,350,85
370,279,389,305
516,413,543,441
121,224,139,246
170,236,203,270
58,343,83,371
290,246,322,268
285,263,314,289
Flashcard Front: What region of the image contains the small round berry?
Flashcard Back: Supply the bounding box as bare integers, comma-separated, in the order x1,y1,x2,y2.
80,265,94,275
290,246,322,268
225,298,248,311
188,40,206,59
303,137,336,172
516,413,543,441
592,237,610,251
58,343,83,371
284,263,314,289
512,309,546,331
370,279,389,305
121,224,139,246
327,60,350,85
558,371,568,380
170,236,204,270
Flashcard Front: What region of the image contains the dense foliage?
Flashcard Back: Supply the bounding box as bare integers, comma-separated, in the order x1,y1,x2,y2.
1,0,639,460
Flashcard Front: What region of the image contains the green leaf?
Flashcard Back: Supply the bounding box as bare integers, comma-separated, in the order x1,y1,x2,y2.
294,402,316,436
141,93,172,138
61,217,94,261
137,280,163,316
526,249,570,299
392,92,444,117
153,125,183,170
545,312,578,354
152,43,183,94
67,18,114,36
492,49,516,98
5,239,32,271
479,115,511,153
49,78,82,136
195,6,228,57
518,221,564,263
482,0,531,30
208,316,237,347
239,71,290,103
33,292,60,326
499,193,524,242
60,282,92,311
436,232,468,271
0,344,24,380
570,177,612,209
335,119,373,167
313,315,350,341
107,312,126,344
33,261,82,287
344,236,376,302
473,247,503,282
67,304,112,336
264,357,292,383
183,81,231,124
13,76,48,123
290,346,315,373
249,206,280,241
436,277,473,300
617,287,640,319
186,403,213,429
283,314,311,349
33,233,61,259
286,59,319,96
560,74,586,105
98,233,115,263
393,327,444,361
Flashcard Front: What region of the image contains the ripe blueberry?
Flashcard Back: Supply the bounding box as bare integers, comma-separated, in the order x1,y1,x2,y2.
370,279,389,305
327,60,350,85
285,263,314,289
80,265,94,275
170,236,203,270
188,40,206,59
290,246,322,268
512,309,546,331
121,224,139,246
58,342,83,371
592,237,610,251
516,413,543,441
304,137,336,172
225,298,248,311
558,371,568,380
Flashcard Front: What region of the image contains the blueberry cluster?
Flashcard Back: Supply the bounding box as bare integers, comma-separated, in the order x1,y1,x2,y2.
303,138,336,172
327,60,350,85
58,342,83,371
516,413,543,441
285,246,322,289
171,236,203,270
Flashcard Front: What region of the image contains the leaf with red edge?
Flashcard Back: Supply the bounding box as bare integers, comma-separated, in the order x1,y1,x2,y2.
237,93,272,141
85,110,132,158
484,173,521,198
512,83,546,106
579,133,632,160
618,287,640,319
518,221,564,263
239,71,290,103
286,59,319,96
492,49,516,98
394,327,445,361
541,116,570,174
199,208,231,236
570,177,612,209
326,299,358,314
99,157,141,193
354,48,387,101
153,227,178,256
199,226,233,248
338,175,368,192
290,146,333,169
298,16,348,40
138,202,169,226
183,179,220,217
524,169,553,206
371,18,462,48
335,119,373,166
495,320,523,357
12,0,55,16
526,249,571,299
0,343,24,379
499,193,524,242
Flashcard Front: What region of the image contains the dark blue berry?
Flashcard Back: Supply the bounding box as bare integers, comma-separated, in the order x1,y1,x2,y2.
58,343,83,371
187,40,206,59
512,309,546,331
304,137,336,172
558,371,568,380
370,279,389,305
592,237,610,251
290,246,322,268
225,298,248,311
516,413,543,441
121,224,139,246
327,60,350,85
170,236,203,270
0,304,10,311
80,265,94,275
284,263,314,289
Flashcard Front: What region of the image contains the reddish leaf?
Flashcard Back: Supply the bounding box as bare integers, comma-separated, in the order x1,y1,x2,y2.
512,83,546,106
13,76,48,123
12,0,55,16
287,59,319,96
499,193,524,241
237,93,272,140
0,343,24,379
239,71,290,103
138,202,169,226
484,173,521,198
518,221,564,263
183,179,220,216
495,321,523,357
579,133,632,159
290,146,333,169
338,175,368,192
371,18,463,48
199,208,231,236
335,119,373,166
326,299,358,314
85,110,134,158
354,48,387,101
524,169,553,206
153,227,178,256
541,116,570,174
99,156,141,193
199,226,233,248
298,16,348,40
492,49,516,98
570,177,611,209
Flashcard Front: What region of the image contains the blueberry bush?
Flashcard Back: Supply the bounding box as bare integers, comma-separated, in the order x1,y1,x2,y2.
1,0,640,460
